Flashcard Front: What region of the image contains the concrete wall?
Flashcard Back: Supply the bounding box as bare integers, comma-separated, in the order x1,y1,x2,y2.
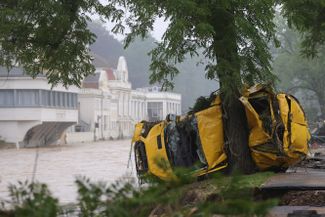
0,120,41,146
0,108,78,122
0,77,79,93
66,132,94,144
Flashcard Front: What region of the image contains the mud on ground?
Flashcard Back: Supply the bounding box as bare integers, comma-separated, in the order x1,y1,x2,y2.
280,191,325,206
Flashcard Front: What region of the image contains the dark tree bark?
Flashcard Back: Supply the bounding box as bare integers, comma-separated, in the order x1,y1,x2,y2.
222,97,257,174
211,7,256,174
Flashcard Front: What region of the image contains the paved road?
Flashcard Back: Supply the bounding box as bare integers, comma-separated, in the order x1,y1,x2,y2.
0,140,136,204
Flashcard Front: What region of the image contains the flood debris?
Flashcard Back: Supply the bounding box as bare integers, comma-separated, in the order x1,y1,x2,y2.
296,157,325,170
310,124,325,148
132,84,310,180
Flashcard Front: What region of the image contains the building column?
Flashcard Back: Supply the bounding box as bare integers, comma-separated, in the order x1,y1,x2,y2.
166,102,169,114
141,102,144,120
144,101,148,120
135,101,138,119
163,101,167,120
128,95,130,117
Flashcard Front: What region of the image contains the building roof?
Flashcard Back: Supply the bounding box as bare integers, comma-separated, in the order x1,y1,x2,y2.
0,67,41,78
105,68,115,80
82,68,116,89
83,73,100,83
82,73,100,89
136,86,162,92
0,67,47,78
82,82,99,89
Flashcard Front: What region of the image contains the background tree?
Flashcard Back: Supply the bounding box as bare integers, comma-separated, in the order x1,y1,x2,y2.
272,17,325,121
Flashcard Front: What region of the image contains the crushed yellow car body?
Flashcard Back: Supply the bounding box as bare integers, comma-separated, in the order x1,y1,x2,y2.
240,84,310,170
132,85,310,180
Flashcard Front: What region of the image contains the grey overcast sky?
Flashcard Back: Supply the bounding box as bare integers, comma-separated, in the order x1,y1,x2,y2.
96,0,169,41
103,17,169,41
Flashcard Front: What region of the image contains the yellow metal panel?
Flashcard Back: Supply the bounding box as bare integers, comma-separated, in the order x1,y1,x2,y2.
240,94,275,169
290,123,309,155
239,96,263,130
277,93,309,164
142,122,174,180
251,151,281,170
195,105,226,170
131,122,144,143
248,128,270,147
277,94,289,124
287,96,310,157
239,96,270,147
195,163,228,177
289,96,308,125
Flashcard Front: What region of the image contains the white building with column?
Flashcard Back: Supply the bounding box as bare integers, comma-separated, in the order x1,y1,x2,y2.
76,56,182,140
0,56,181,146
136,86,182,121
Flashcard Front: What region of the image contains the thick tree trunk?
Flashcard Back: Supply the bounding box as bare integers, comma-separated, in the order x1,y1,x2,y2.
222,96,257,174
211,7,256,174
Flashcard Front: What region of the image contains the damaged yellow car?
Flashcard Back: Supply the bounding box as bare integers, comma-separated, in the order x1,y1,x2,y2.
240,84,310,170
132,84,310,180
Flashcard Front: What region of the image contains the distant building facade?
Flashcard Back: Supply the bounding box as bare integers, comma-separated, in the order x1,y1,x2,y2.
0,68,79,147
77,56,182,140
0,57,181,146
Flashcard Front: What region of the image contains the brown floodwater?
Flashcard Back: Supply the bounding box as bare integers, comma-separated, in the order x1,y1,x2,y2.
0,140,136,204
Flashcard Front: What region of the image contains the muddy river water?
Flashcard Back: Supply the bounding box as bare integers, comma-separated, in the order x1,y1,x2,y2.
0,140,136,204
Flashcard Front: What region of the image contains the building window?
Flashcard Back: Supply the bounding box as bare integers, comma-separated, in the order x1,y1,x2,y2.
64,93,68,107
47,91,54,106
16,90,39,106
147,102,163,121
73,94,77,108
40,90,46,106
59,92,62,107
0,90,14,106
0,89,77,109
67,93,70,108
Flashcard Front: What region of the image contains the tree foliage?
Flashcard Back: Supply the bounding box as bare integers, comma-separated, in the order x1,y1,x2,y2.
0,0,323,90
102,0,324,95
3,181,59,217
117,0,278,94
0,0,123,86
